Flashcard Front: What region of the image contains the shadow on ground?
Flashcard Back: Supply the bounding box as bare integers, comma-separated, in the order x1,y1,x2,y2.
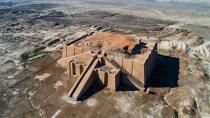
146,54,180,88
79,79,103,101
117,73,139,91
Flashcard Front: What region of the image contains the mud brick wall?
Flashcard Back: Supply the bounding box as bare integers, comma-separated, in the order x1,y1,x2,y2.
62,44,86,58
67,62,85,76
96,68,120,90
113,51,156,85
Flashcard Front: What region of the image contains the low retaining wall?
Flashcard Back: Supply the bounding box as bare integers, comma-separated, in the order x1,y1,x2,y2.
62,44,87,58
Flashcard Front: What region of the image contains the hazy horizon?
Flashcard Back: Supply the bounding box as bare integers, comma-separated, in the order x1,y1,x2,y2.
0,0,210,4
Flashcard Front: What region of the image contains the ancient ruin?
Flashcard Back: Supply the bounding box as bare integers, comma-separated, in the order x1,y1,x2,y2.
58,32,157,101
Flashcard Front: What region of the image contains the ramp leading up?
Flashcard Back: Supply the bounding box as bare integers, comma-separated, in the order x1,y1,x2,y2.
68,56,99,100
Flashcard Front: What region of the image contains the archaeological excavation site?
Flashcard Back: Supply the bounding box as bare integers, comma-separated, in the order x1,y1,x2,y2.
1,1,210,118
58,32,157,101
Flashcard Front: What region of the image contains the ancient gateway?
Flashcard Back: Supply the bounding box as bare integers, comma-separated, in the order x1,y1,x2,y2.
58,32,157,101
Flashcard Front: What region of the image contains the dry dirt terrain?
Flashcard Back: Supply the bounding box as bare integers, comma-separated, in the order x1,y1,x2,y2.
1,1,210,118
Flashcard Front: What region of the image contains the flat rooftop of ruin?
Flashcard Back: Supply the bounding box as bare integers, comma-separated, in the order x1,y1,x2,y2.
69,32,157,64
78,32,137,51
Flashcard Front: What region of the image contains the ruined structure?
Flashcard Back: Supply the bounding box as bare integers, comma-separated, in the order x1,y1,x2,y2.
58,32,157,101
